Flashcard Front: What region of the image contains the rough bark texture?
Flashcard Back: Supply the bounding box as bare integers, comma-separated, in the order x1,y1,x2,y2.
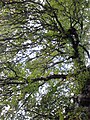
79,76,90,119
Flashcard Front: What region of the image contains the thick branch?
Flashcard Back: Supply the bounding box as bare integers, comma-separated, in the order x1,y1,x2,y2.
0,82,25,86
79,44,90,58
31,74,67,82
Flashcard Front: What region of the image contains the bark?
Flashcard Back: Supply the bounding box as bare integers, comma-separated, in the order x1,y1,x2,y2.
78,72,90,119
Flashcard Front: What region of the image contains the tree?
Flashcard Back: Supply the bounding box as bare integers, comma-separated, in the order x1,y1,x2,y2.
0,0,90,119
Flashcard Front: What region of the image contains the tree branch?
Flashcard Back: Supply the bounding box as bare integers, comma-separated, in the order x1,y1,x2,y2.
31,74,67,82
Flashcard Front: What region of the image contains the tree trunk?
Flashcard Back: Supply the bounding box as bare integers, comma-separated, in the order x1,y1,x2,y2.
79,76,90,119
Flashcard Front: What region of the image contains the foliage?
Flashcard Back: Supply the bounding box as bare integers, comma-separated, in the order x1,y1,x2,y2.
0,0,90,119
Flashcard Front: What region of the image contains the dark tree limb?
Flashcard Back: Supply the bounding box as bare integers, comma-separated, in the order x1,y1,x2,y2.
31,74,67,82
79,44,90,58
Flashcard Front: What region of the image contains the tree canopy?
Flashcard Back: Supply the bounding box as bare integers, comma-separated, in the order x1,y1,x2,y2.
0,0,90,119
